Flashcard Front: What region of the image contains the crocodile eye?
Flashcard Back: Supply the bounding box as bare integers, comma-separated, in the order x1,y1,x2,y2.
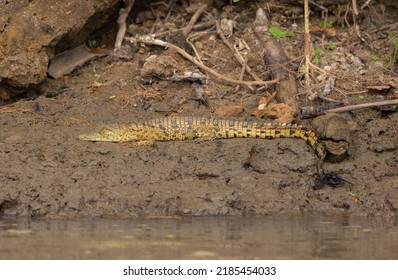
100,128,112,134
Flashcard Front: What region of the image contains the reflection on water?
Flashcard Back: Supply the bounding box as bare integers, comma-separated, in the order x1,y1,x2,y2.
1,215,398,259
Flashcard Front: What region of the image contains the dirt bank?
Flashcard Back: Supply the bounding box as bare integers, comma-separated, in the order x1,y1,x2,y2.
1,0,397,218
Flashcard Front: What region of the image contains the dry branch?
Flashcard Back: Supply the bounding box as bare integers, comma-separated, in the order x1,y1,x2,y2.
324,99,398,114
125,35,279,89
253,8,299,112
301,99,398,117
183,4,207,36
215,20,262,82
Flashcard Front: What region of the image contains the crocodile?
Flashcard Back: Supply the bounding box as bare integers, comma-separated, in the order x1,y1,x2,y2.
78,117,327,175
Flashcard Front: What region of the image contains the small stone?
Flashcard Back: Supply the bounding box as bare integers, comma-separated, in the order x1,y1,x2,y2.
387,199,398,210
208,34,216,42
141,55,179,79
312,113,351,141
220,18,234,37
371,140,396,153
194,41,203,51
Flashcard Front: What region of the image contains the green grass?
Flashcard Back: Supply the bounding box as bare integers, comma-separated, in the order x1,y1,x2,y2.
319,21,334,28
327,41,335,51
269,27,294,38
371,55,380,61
314,48,321,65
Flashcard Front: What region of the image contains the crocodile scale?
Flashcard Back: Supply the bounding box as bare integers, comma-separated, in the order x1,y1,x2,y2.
78,117,327,172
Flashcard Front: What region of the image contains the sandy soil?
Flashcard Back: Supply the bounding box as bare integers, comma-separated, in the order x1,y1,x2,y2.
1,1,397,218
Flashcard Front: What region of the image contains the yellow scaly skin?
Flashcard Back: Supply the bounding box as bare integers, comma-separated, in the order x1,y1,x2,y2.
78,117,327,174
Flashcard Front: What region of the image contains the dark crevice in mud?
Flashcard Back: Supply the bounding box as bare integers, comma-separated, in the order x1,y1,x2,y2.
1,3,121,104
53,4,121,55
0,199,26,217
0,83,41,105
195,173,220,179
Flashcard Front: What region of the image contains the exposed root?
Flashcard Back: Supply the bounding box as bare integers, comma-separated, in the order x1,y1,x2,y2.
115,0,135,49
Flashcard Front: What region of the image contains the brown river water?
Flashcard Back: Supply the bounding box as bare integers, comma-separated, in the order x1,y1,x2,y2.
1,214,397,260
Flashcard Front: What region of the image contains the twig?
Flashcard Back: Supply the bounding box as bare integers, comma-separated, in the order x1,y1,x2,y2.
186,29,215,63
215,19,262,82
115,0,135,49
325,99,398,114
318,95,345,104
183,4,207,36
235,56,248,92
153,21,215,38
352,0,359,15
125,35,279,88
360,0,373,9
164,0,176,22
201,51,228,62
309,0,327,12
186,36,203,63
369,22,398,33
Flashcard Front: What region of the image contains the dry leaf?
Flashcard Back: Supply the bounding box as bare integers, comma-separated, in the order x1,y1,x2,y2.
388,92,398,99
252,91,276,117
310,27,336,37
264,103,295,123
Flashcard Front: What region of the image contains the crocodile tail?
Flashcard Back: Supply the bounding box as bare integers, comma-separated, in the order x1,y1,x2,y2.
227,121,327,161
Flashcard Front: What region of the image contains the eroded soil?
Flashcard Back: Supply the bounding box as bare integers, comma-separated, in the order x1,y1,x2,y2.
1,1,397,218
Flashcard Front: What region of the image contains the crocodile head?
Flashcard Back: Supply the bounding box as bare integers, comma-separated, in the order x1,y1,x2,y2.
78,125,143,142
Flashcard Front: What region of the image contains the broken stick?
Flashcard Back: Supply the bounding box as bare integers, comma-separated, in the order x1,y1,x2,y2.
325,99,398,114
301,99,398,117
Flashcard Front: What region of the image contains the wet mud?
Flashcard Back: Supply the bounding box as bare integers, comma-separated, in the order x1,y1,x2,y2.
1,1,397,218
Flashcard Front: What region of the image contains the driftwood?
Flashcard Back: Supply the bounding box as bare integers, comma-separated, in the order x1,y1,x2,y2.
253,8,299,114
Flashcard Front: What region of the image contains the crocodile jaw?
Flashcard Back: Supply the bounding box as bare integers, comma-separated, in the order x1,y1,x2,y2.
78,132,116,142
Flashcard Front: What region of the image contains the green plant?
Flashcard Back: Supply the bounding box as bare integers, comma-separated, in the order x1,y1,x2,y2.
384,35,398,68
88,40,96,48
371,55,380,61
393,40,398,50
313,48,321,65
268,27,294,38
392,40,398,68
320,21,334,28
327,41,335,51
